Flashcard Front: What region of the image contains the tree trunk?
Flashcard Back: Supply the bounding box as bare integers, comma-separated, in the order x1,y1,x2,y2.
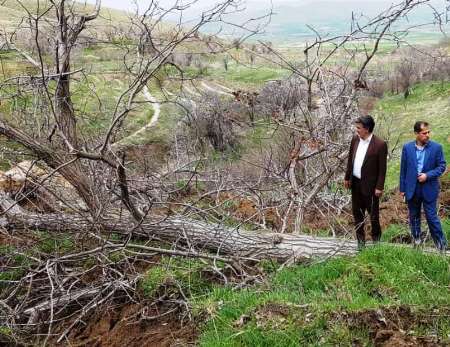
1,193,358,262
0,119,101,213
54,1,78,148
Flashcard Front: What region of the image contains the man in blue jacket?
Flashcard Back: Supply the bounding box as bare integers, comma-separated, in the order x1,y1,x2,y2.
399,121,447,251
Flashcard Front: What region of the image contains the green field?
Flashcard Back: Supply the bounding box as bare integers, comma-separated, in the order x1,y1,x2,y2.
374,81,450,190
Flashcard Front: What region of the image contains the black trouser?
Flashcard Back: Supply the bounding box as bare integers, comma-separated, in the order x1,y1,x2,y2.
351,176,381,242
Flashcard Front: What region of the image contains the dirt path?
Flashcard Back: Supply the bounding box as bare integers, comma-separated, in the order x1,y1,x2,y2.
182,80,233,104
101,77,233,144
200,81,233,96
142,86,161,127
121,50,162,140
183,84,201,97
118,84,161,143
208,81,233,93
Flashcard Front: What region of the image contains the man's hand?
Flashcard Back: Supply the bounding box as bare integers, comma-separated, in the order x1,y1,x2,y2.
375,189,383,197
399,192,405,197
344,180,351,189
417,173,427,183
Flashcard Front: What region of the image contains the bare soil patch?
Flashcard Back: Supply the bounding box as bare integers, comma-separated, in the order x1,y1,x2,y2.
51,302,197,347
231,303,449,346
333,306,450,347
440,179,450,216
125,142,170,172
0,231,37,249
379,191,409,228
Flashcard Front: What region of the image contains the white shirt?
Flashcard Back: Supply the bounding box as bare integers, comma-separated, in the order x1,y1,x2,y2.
352,134,373,179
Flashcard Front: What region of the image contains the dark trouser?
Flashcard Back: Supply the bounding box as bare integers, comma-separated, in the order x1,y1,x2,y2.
351,176,381,243
407,184,447,249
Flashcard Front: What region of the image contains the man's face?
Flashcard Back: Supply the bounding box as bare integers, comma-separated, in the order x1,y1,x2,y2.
415,125,431,145
355,123,369,139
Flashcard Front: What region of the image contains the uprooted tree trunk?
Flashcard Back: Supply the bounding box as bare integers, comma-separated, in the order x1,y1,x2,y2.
0,192,357,262
1,184,360,333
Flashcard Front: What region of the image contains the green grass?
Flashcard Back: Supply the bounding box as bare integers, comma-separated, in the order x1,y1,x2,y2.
212,62,289,88
35,231,74,255
245,120,278,146
444,219,450,242
382,219,450,245
0,245,31,292
140,256,219,298
374,81,450,190
0,326,12,336
197,245,450,346
70,74,127,133
381,223,410,243
163,57,288,89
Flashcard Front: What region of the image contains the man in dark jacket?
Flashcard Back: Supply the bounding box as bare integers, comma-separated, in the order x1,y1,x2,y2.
344,115,388,249
400,121,447,251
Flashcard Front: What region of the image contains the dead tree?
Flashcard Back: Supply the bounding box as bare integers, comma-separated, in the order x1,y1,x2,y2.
0,0,448,343
0,0,445,270
0,0,438,251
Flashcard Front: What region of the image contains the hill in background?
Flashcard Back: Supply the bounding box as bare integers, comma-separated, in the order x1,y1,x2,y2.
105,0,450,43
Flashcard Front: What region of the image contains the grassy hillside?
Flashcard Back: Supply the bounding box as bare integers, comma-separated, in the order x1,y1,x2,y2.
374,81,450,190
186,78,450,347
0,0,130,29
139,245,450,346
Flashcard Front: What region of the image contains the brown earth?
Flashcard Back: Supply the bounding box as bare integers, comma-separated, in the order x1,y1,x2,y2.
185,181,446,239
220,188,411,237
0,231,38,249
440,179,450,216
216,192,281,230
125,142,170,174
234,303,450,346
51,302,197,347
379,191,409,228
334,306,450,347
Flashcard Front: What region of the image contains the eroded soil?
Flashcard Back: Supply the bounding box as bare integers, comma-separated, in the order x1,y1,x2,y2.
52,302,197,347
333,306,450,347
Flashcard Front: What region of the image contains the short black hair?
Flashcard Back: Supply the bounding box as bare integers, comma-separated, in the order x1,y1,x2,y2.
414,121,429,133
355,115,375,133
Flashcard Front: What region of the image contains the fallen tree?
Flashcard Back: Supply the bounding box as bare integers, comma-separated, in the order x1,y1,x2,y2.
0,191,357,263
0,187,358,343
1,0,449,344
1,187,360,344
0,0,440,260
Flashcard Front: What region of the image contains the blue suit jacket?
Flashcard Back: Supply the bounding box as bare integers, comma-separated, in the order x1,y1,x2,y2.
399,140,446,201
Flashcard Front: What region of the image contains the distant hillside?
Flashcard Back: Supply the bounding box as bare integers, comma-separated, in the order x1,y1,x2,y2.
0,0,130,33
1,0,448,47
4,0,443,44
195,0,450,43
